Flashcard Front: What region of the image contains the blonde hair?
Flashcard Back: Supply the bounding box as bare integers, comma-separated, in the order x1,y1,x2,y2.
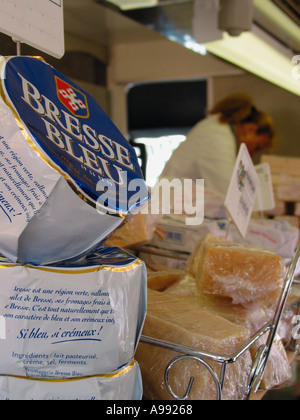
210,93,275,143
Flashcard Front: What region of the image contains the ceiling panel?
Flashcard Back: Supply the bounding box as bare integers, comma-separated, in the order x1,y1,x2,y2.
63,0,164,45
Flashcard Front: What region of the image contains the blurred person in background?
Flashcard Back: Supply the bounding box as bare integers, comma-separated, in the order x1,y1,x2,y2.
160,93,275,197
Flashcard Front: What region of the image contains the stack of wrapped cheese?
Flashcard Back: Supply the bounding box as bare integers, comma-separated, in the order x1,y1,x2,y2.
0,56,149,400
137,234,294,400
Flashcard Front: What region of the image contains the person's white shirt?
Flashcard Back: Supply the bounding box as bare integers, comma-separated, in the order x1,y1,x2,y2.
160,114,237,197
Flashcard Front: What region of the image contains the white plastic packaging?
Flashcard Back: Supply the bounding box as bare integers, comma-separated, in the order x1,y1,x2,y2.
0,360,143,400
0,247,146,378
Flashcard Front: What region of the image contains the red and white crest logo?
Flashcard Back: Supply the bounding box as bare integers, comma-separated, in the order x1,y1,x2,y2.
55,77,89,118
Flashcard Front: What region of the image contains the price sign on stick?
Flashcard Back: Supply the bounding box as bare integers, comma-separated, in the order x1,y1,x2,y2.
225,144,260,238
254,162,275,212
0,0,64,58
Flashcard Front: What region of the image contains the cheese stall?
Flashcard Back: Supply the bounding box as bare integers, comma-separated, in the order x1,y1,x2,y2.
0,0,299,401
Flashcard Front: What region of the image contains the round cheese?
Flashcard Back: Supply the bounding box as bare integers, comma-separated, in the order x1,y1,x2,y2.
0,247,147,378
0,56,148,264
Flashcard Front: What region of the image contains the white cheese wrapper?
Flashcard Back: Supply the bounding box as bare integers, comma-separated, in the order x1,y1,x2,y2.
0,104,123,265
0,248,147,378
0,361,143,400
0,56,149,265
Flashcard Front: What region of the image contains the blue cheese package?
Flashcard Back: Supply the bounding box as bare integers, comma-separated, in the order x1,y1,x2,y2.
0,247,147,379
0,360,143,400
0,56,149,265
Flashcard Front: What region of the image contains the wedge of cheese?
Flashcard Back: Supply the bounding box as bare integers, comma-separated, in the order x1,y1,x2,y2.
136,290,252,400
104,213,151,249
187,234,284,305
147,270,184,292
166,274,273,335
165,276,292,392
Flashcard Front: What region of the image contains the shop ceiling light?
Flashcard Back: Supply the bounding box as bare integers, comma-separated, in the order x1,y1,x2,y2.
104,0,300,95
105,0,158,10
253,0,300,51
204,24,300,96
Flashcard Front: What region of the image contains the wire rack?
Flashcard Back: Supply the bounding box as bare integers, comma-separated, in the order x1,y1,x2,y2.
139,245,300,401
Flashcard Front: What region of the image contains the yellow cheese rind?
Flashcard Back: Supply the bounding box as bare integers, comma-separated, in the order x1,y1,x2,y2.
147,270,185,292
136,290,252,400
165,276,293,392
187,234,284,305
166,274,273,335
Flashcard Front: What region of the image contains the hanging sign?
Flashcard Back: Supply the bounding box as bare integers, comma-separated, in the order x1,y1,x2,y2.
225,143,260,238
0,0,65,58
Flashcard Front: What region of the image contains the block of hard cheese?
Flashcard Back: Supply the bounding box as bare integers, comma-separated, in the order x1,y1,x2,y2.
165,275,293,391
187,234,283,305
136,290,252,400
166,274,274,335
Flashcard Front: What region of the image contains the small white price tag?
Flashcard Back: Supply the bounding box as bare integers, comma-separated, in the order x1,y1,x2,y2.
254,162,275,212
225,143,259,238
0,0,65,58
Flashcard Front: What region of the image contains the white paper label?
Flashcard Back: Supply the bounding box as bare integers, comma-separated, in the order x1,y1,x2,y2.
0,0,64,58
254,162,275,212
225,144,259,238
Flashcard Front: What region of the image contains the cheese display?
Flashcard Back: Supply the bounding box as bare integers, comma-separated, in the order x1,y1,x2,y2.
0,56,149,265
0,53,298,401
187,234,284,305
136,290,252,400
151,216,299,261
165,274,293,392
0,247,146,378
0,360,143,400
